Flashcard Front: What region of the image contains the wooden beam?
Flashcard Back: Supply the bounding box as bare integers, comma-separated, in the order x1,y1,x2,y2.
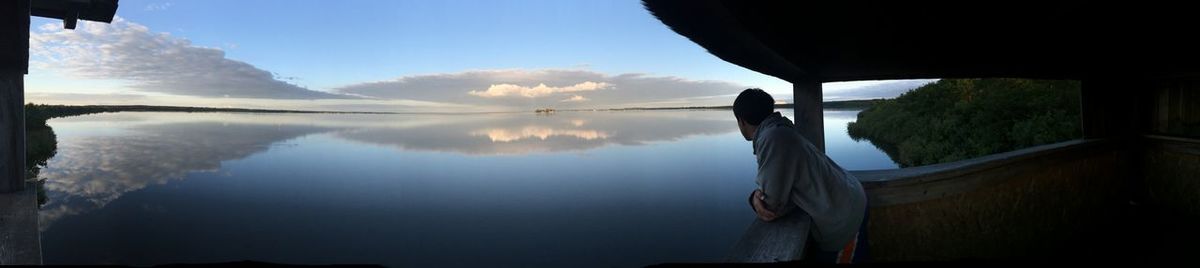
1,76,24,193
1,0,28,193
1,0,29,75
30,0,119,26
792,80,824,152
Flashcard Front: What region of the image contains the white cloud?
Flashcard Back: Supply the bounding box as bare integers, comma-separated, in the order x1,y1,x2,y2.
335,69,748,109
144,2,173,11
25,92,149,105
30,17,354,100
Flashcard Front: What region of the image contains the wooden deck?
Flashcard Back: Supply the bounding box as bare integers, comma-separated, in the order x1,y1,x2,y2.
0,182,41,265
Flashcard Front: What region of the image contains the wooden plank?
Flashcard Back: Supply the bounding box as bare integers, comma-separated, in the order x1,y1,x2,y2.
725,212,811,262
1145,134,1200,156
793,80,824,152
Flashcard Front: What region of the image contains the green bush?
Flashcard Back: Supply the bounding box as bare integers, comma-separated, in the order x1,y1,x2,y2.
847,78,1082,167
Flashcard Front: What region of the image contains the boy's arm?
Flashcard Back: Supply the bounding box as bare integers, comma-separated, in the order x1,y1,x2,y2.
755,130,801,216
750,189,779,221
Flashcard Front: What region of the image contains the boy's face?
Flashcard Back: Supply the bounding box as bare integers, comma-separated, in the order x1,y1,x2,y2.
736,117,754,141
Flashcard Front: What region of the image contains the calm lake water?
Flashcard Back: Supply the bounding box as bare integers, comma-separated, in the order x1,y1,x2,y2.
37,109,895,267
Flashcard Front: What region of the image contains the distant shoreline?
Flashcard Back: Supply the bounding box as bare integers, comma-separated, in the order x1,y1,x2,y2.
23,99,885,119
572,99,885,112
26,104,395,115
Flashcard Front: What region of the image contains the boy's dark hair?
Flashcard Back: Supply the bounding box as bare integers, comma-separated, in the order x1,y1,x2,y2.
733,88,775,125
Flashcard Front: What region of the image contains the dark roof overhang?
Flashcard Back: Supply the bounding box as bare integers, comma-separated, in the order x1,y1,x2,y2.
32,0,119,29
644,0,1200,83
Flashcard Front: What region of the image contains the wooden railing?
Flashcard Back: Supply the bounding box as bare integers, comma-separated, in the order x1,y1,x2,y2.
1142,135,1200,223
857,139,1112,206
724,212,811,262
726,138,1122,262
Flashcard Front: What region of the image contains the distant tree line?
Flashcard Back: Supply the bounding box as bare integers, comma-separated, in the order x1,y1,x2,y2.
602,99,884,111
25,104,374,130
847,78,1082,167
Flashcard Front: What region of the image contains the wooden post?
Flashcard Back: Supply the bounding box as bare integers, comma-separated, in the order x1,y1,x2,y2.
1,0,29,193
1081,78,1143,139
793,79,825,152
0,76,24,193
1080,79,1113,139
1081,77,1149,205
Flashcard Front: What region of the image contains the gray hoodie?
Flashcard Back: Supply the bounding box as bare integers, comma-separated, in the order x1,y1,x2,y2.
753,112,868,251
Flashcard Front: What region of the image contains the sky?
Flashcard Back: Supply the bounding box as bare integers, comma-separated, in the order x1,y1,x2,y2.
26,0,936,112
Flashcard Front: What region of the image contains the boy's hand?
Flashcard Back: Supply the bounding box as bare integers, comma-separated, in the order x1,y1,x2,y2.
751,189,779,222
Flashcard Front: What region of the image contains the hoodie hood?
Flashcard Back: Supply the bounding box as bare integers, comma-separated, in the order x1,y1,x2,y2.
752,111,794,155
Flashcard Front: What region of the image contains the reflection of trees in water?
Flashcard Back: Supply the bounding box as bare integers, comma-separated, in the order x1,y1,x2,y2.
27,122,56,207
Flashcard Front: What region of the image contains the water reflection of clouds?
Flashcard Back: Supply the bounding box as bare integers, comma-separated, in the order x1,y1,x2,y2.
38,111,738,229
39,120,331,230
334,111,737,155
471,127,611,142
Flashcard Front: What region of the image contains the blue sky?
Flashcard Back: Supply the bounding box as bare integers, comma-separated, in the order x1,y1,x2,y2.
26,0,933,112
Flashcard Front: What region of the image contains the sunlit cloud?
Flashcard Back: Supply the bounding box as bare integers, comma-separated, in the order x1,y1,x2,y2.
562,95,589,102
469,82,609,98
